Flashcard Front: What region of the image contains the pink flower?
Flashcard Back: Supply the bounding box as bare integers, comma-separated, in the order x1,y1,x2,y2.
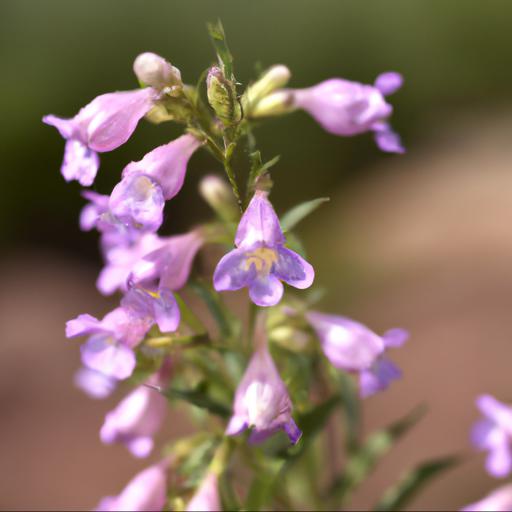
186,473,221,512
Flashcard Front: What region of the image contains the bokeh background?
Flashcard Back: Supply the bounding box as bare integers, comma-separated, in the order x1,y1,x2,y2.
2,0,512,509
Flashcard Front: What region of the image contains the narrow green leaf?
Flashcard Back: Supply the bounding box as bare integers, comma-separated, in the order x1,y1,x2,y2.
328,404,427,502
245,459,285,511
207,19,234,79
165,384,231,418
219,471,242,511
188,280,233,339
280,197,330,232
374,455,460,511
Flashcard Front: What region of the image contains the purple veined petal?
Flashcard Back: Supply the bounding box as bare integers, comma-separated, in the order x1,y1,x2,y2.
43,114,76,139
374,72,403,96
461,484,512,512
477,395,512,434
66,313,103,338
274,246,314,290
486,441,512,478
235,191,286,249
151,287,180,333
96,462,168,512
81,335,136,380
306,312,385,372
373,122,405,154
283,418,302,445
249,275,284,307
359,356,402,398
109,173,165,232
122,134,201,200
213,248,258,292
84,88,157,152
186,473,221,512
74,367,117,399
382,328,409,348
61,139,100,186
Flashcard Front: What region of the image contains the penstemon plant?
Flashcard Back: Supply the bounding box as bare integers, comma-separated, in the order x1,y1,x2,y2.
44,20,502,512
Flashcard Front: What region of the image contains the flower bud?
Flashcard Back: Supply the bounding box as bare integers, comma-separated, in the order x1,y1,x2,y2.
244,65,291,111
249,90,295,118
133,52,182,90
206,66,241,126
199,175,239,222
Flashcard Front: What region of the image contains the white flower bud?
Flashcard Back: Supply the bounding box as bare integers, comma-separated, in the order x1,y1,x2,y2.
249,90,295,118
199,175,239,222
244,65,291,110
133,52,182,90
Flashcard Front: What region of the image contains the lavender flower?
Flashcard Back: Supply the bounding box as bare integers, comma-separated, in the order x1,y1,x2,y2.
462,484,512,512
100,359,171,457
291,72,404,153
471,394,512,478
66,285,179,380
43,88,157,186
74,367,117,399
96,461,168,512
186,472,221,512
79,191,110,231
226,319,301,444
306,312,408,397
109,134,202,232
214,190,314,307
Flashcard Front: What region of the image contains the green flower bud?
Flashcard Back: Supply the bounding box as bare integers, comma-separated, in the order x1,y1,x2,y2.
250,90,295,118
206,66,241,126
243,64,291,112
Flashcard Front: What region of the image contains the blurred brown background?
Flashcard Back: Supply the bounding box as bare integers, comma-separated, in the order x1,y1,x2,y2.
2,0,512,509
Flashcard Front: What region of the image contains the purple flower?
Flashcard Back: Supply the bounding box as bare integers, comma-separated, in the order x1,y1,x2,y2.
462,484,512,512
97,232,164,295
109,134,202,232
133,230,204,291
213,190,314,307
43,88,157,186
66,285,179,380
96,461,168,512
74,367,117,399
80,191,110,231
100,359,171,457
472,395,512,478
306,312,408,398
291,72,404,153
226,323,301,445
186,472,221,512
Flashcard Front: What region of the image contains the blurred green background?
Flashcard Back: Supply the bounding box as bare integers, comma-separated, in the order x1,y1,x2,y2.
3,0,512,510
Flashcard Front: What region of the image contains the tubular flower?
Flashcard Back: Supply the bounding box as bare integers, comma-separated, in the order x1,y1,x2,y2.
226,319,301,444
291,72,404,153
471,395,512,478
43,88,157,186
186,472,221,512
66,285,179,380
74,367,117,399
100,358,172,457
109,134,202,232
96,461,168,512
213,190,314,307
306,312,408,398
462,484,512,512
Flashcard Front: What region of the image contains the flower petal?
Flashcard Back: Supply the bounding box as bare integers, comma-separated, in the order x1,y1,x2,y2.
213,248,257,291
374,72,403,96
373,122,405,154
249,275,284,307
61,139,99,186
382,328,409,348
274,247,314,289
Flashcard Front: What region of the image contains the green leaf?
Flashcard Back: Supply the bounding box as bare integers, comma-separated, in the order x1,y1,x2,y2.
188,279,234,339
246,152,280,200
165,383,231,418
245,458,285,511
328,404,427,503
219,471,242,511
374,455,460,511
280,197,330,232
339,371,361,453
207,19,234,79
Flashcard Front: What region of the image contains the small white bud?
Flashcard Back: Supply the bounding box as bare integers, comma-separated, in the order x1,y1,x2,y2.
245,65,292,110
250,90,295,118
199,175,239,222
133,52,182,90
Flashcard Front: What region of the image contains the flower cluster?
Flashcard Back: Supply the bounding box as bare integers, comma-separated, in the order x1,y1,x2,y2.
41,22,473,512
